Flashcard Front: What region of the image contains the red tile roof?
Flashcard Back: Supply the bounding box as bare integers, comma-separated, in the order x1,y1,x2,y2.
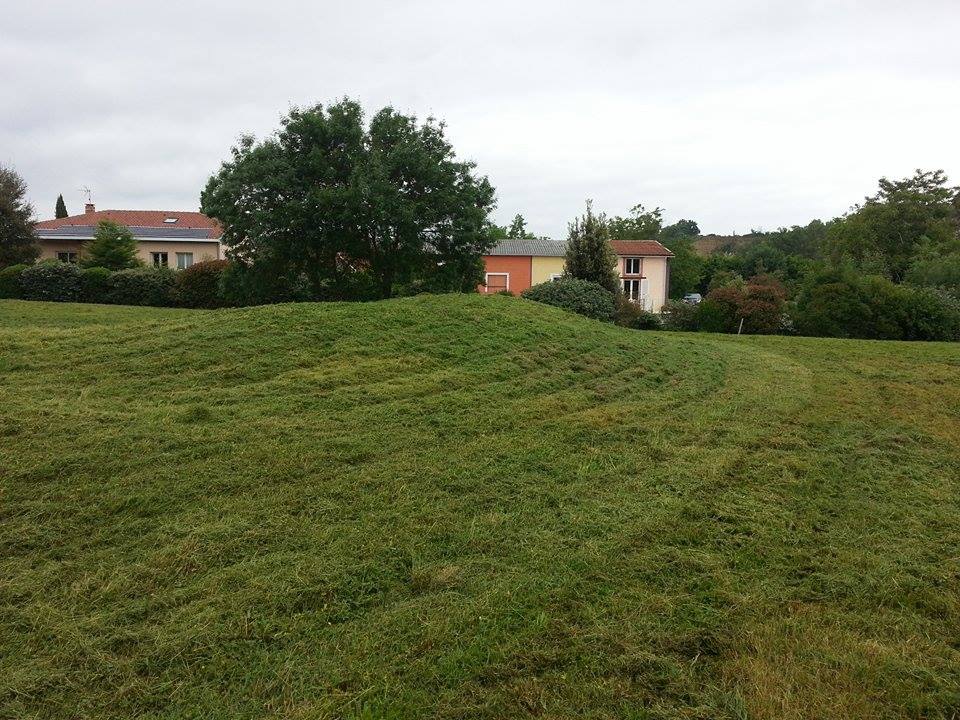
609,240,673,257
36,210,222,238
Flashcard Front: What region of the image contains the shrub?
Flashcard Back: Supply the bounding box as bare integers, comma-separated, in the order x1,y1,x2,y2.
79,267,112,303
796,267,960,341
615,295,662,330
696,277,787,334
698,286,742,333
661,299,700,331
521,277,616,322
738,277,787,334
107,267,176,306
899,286,960,341
0,263,27,299
173,259,230,308
20,260,82,302
906,252,960,296
706,270,745,293
218,262,313,307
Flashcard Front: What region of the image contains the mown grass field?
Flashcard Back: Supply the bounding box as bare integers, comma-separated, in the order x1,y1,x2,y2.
2,295,959,719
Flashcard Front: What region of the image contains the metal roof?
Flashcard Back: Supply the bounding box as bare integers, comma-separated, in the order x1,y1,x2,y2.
37,226,218,241
487,238,567,256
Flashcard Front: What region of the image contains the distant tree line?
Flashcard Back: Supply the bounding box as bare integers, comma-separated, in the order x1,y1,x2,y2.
2,100,958,340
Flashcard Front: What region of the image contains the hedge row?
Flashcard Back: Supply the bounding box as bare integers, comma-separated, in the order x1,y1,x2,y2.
0,259,232,308
658,270,960,341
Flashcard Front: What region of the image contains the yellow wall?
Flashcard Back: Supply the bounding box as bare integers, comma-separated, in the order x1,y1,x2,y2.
39,240,222,265
530,256,565,285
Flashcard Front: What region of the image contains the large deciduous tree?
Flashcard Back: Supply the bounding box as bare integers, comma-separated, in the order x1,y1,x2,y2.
201,100,496,299
826,169,960,282
608,203,664,240
563,202,620,294
81,220,140,270
0,164,40,267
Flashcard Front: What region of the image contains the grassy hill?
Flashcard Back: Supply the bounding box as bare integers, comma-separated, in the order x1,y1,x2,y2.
2,295,959,719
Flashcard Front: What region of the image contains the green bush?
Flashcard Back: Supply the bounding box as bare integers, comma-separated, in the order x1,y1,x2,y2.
521,277,616,322
737,277,787,334
107,267,176,306
899,286,960,341
615,296,662,330
697,286,742,333
695,277,787,334
218,262,313,307
20,261,83,302
660,299,700,331
796,267,960,341
0,264,28,299
906,252,960,296
79,267,113,303
173,259,230,308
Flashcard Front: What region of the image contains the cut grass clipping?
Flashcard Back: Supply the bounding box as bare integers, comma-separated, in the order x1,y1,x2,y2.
1,295,959,719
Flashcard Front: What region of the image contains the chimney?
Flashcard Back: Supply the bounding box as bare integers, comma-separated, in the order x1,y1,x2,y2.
85,202,95,214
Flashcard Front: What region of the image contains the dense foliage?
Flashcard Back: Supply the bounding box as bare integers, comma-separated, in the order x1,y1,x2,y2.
0,263,28,298
79,267,112,303
55,194,68,219
826,170,959,282
81,220,140,270
795,267,960,341
614,295,662,329
0,164,40,267
107,267,176,306
20,261,82,302
173,259,230,308
563,203,620,294
521,277,616,322
202,99,496,300
217,261,313,307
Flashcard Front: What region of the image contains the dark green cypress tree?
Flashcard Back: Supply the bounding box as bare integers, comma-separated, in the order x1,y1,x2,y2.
563,201,620,294
55,194,69,218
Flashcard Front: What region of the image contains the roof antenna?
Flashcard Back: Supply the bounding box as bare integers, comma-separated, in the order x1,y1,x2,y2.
79,186,93,203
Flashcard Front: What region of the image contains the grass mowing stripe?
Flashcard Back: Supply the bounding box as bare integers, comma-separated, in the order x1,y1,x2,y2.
1,296,959,719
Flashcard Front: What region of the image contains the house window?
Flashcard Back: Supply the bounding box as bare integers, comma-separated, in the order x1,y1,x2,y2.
485,273,509,293
57,252,78,263
550,273,563,282
176,252,194,270
151,252,169,267
624,257,642,275
623,279,642,301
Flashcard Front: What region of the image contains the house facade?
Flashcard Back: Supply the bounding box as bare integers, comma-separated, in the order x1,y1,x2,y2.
34,204,223,269
481,238,673,312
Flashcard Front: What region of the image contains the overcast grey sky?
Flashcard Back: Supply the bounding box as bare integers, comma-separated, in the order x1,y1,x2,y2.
2,0,958,237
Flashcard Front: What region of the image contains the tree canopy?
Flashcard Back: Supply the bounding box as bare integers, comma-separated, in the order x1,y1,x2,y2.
608,203,664,240
660,219,700,241
563,202,620,294
55,194,69,219
201,99,496,299
826,169,959,282
0,164,40,268
81,221,140,270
